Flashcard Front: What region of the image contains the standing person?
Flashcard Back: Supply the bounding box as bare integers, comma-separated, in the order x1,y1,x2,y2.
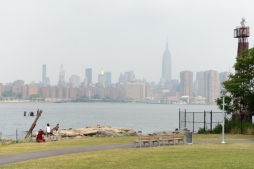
46,123,51,137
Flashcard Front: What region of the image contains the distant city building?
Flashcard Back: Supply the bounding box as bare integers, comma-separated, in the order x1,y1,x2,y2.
195,71,205,97
58,64,65,86
219,72,230,83
179,71,193,98
98,69,105,87
105,72,112,87
69,75,81,88
85,68,92,86
161,42,172,87
42,64,50,86
123,82,146,100
171,79,179,92
194,70,220,104
119,71,135,83
204,70,219,104
219,71,230,93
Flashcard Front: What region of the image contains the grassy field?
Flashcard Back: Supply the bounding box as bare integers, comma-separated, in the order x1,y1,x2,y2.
1,143,254,169
1,134,254,169
1,134,254,156
0,136,135,156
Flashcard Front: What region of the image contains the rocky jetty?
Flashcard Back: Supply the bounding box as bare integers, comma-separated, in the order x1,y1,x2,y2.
57,125,137,137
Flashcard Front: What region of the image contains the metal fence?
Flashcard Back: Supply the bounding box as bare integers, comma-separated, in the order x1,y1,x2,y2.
0,129,27,141
179,109,224,133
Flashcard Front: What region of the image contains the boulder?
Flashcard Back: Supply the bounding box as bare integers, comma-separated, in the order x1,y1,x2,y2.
58,125,137,137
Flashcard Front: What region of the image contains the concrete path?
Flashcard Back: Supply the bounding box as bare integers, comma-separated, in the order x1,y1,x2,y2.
1,140,254,166
0,143,132,166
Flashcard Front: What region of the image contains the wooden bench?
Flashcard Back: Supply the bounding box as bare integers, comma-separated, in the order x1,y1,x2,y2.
159,134,174,145
134,136,151,147
150,135,160,146
134,133,185,147
173,134,184,144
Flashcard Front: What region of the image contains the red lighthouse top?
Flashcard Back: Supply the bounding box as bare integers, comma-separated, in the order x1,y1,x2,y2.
234,18,250,38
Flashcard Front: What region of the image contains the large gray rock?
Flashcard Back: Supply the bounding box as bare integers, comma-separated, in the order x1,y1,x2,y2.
58,125,136,137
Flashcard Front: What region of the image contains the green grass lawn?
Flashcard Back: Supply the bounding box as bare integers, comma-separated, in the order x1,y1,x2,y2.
1,143,254,169
1,134,254,156
0,136,136,156
1,134,254,169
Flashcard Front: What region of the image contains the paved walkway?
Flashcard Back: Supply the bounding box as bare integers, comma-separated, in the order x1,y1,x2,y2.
0,143,132,166
1,140,254,166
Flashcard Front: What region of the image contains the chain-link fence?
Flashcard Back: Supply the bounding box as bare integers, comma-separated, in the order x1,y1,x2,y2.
179,109,225,133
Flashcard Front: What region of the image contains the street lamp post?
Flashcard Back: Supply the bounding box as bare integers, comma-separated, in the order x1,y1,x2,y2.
222,95,226,144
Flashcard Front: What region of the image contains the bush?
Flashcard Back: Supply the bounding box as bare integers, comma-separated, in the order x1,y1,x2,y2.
224,118,254,134
212,124,222,134
197,128,210,134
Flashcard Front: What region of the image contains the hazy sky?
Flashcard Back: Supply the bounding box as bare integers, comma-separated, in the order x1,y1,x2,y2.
0,0,253,84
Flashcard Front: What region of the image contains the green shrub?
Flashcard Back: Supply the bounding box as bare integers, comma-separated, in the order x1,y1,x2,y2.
197,128,210,134
212,124,222,134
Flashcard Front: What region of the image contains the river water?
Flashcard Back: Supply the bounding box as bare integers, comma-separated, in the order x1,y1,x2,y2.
0,103,220,139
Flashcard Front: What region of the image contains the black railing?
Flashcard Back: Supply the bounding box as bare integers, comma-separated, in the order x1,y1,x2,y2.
179,109,223,133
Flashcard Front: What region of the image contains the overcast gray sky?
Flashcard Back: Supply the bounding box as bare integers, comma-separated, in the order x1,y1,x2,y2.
0,0,253,84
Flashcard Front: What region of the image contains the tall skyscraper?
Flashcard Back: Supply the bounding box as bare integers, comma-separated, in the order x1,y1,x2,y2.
58,64,65,86
161,42,172,86
42,64,50,86
85,68,92,86
179,71,193,97
42,64,47,86
105,72,112,87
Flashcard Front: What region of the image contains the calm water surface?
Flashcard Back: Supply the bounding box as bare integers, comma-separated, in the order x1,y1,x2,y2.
0,103,220,139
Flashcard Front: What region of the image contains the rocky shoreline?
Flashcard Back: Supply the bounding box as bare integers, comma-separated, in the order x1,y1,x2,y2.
56,125,137,137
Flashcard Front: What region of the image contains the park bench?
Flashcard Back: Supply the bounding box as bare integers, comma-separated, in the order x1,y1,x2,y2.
134,136,152,147
159,134,174,145
173,134,184,144
150,135,160,146
134,133,185,148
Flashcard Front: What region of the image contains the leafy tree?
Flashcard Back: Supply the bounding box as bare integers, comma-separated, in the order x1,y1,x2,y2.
217,48,254,122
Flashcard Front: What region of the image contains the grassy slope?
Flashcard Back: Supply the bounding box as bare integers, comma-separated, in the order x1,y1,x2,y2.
1,143,254,169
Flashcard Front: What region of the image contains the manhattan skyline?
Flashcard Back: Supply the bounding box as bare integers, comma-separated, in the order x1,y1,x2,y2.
0,0,253,84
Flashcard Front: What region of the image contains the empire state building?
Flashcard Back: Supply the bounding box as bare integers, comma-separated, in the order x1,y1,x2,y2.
161,42,172,86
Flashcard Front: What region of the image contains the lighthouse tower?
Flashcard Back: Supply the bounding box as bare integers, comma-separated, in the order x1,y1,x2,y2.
234,18,250,57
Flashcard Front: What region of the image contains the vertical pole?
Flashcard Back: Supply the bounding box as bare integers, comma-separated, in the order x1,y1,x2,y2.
210,110,212,134
179,108,180,129
204,110,206,132
193,112,195,133
222,96,226,143
16,129,18,142
184,109,186,128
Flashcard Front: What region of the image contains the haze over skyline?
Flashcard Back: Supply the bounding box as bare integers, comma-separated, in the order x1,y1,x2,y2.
0,0,253,85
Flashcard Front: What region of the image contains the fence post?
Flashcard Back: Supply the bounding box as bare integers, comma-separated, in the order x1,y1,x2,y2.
184,109,187,128
204,110,206,132
210,110,212,134
193,112,195,133
179,108,180,129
